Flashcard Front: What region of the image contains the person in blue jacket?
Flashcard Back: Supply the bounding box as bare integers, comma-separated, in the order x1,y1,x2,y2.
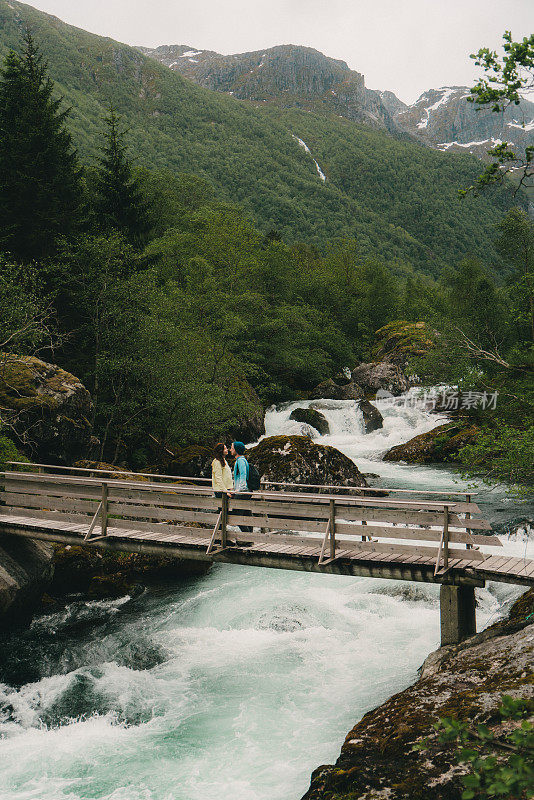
230,441,253,533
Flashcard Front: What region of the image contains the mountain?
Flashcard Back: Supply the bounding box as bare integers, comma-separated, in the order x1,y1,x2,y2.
0,1,518,273
143,44,534,161
140,44,397,131
394,86,534,157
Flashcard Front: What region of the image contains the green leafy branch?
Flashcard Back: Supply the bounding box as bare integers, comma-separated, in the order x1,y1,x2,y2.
415,696,534,799
462,32,534,196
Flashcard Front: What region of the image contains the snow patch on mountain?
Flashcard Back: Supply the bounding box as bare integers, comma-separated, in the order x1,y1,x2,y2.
508,119,534,132
416,87,456,129
437,137,504,150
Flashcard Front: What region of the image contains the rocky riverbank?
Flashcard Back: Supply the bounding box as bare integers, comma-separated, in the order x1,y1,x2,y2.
0,534,54,629
301,589,534,800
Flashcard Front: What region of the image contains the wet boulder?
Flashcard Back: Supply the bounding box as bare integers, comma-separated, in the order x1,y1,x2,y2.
383,422,480,464
50,544,211,600
289,407,330,435
358,399,383,433
0,354,92,464
308,378,364,401
0,535,54,628
247,435,368,489
351,361,410,397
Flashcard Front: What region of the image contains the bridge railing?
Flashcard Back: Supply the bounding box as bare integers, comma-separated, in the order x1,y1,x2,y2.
0,465,501,574
4,461,475,497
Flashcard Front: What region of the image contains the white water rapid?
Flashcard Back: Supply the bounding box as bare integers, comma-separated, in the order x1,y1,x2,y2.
0,393,531,800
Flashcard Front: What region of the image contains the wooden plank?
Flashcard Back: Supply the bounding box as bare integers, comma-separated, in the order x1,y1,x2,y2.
335,506,491,530
255,488,459,510
484,557,519,573
227,512,326,534
0,512,84,530
228,498,331,519
469,533,502,546
485,557,532,575
336,539,485,561
3,480,103,501
107,518,213,538
334,522,478,544
482,556,511,571
106,501,219,525
3,470,214,493
1,492,99,514
107,488,220,510
0,508,103,526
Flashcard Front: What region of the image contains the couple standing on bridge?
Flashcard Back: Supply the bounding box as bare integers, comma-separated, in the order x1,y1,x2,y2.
211,441,261,537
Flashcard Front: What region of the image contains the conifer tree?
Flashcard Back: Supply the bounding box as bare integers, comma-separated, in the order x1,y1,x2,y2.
94,108,151,245
0,31,83,262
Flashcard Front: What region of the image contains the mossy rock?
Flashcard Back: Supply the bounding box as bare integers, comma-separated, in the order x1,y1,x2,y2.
351,361,410,397
373,320,435,366
308,378,364,401
74,460,150,481
88,573,142,599
290,407,330,435
50,543,210,598
248,435,367,488
0,354,92,464
383,423,480,464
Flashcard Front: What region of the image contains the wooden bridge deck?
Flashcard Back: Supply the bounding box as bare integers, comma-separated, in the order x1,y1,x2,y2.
1,510,532,587
1,464,533,643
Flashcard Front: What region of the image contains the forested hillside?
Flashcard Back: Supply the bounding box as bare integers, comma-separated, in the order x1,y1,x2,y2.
0,8,532,489
0,0,517,273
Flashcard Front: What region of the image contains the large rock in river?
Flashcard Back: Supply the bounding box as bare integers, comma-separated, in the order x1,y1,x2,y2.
357,399,383,433
290,408,330,435
384,422,480,464
0,355,92,464
309,378,364,401
351,361,410,397
248,435,368,488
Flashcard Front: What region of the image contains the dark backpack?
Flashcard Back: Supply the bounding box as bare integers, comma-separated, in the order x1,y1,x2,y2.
246,462,261,492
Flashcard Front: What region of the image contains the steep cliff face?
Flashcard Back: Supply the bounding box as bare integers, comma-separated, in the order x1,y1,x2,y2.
140,44,397,130
395,86,534,157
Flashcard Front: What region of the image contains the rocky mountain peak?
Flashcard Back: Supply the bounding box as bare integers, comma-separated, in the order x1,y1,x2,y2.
141,43,397,130
141,40,534,158
395,85,534,157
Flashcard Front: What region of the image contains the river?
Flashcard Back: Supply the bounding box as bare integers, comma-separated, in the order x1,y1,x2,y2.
0,395,532,800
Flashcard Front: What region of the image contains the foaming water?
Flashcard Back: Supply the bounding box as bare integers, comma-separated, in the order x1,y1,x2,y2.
1,392,532,800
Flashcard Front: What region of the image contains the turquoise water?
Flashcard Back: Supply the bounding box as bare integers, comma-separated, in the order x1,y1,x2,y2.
0,397,530,800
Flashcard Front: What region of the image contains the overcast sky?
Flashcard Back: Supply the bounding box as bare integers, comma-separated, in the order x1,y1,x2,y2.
26,0,534,104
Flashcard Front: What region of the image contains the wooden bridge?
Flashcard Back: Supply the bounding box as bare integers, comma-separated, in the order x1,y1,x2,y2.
1,462,533,645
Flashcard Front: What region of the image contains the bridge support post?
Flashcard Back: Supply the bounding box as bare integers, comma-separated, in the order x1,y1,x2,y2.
440,584,476,646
